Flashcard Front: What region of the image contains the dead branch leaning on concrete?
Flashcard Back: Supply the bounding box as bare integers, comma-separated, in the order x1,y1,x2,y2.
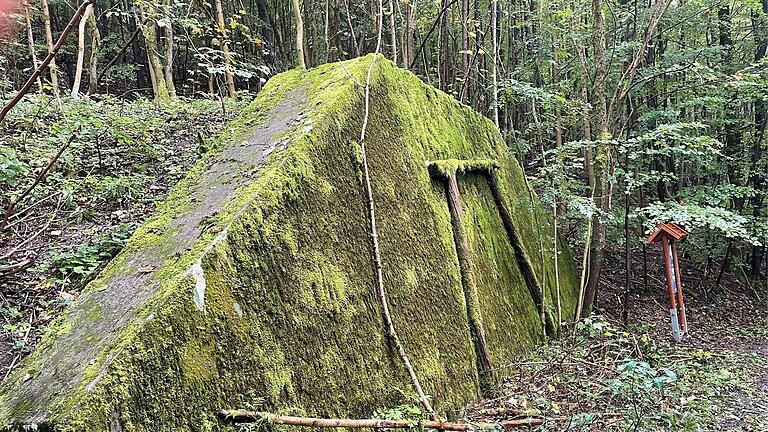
356,0,436,421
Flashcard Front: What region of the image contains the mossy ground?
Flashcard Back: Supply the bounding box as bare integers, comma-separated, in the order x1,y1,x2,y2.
0,56,580,431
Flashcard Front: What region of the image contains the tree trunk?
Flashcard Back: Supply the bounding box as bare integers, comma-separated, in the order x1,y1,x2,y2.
292,0,306,68
24,5,43,92
404,0,416,69
491,0,499,126
87,8,101,95
163,0,176,98
388,0,397,63
582,0,610,314
214,0,237,97
256,0,276,68
139,6,170,102
41,0,61,104
72,4,93,98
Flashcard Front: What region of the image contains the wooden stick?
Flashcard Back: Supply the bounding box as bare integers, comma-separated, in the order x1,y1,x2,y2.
218,410,544,429
356,3,436,420
0,0,94,124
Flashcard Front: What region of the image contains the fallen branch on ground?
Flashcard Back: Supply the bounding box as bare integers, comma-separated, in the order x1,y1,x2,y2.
218,410,544,430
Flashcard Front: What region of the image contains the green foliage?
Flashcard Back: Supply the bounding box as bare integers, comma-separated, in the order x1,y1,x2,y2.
46,223,136,289
0,146,27,190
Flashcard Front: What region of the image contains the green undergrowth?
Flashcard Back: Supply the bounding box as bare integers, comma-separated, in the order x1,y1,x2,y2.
0,56,580,431
476,315,767,431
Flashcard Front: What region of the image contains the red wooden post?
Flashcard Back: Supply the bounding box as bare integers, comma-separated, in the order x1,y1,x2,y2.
647,223,689,342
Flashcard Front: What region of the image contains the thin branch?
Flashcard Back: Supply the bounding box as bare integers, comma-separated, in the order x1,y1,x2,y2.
218,411,544,429
356,0,436,420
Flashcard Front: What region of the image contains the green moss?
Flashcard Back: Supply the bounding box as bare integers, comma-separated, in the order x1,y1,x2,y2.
0,56,579,431
426,159,499,178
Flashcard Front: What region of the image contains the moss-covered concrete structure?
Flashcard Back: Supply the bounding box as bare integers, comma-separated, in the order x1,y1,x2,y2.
0,56,579,431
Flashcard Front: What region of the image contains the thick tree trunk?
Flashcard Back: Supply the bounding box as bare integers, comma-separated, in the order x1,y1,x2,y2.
292,0,306,68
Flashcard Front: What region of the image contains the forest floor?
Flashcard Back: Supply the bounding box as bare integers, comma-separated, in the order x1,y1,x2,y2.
465,254,768,431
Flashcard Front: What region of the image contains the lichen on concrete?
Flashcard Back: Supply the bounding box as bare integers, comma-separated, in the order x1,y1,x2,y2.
0,56,580,431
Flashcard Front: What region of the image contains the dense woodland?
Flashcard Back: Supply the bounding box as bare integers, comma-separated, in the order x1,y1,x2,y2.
0,0,767,429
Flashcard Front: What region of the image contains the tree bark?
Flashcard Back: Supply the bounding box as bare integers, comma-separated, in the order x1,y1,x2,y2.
214,0,237,97
41,0,61,104
71,4,94,98
87,8,101,95
24,5,43,92
582,0,610,314
138,5,170,102
163,0,176,98
292,0,306,68
388,0,397,63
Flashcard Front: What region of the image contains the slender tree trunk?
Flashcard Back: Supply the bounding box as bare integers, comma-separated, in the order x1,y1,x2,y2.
214,0,237,97
388,0,397,63
491,0,499,126
41,0,61,105
24,5,43,92
163,0,176,98
460,0,469,102
72,4,94,98
292,0,307,68
582,0,610,314
404,0,416,69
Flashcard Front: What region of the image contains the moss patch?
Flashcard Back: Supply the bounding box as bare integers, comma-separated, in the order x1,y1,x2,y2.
0,56,579,431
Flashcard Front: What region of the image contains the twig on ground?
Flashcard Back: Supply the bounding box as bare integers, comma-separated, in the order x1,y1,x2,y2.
218,411,543,429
